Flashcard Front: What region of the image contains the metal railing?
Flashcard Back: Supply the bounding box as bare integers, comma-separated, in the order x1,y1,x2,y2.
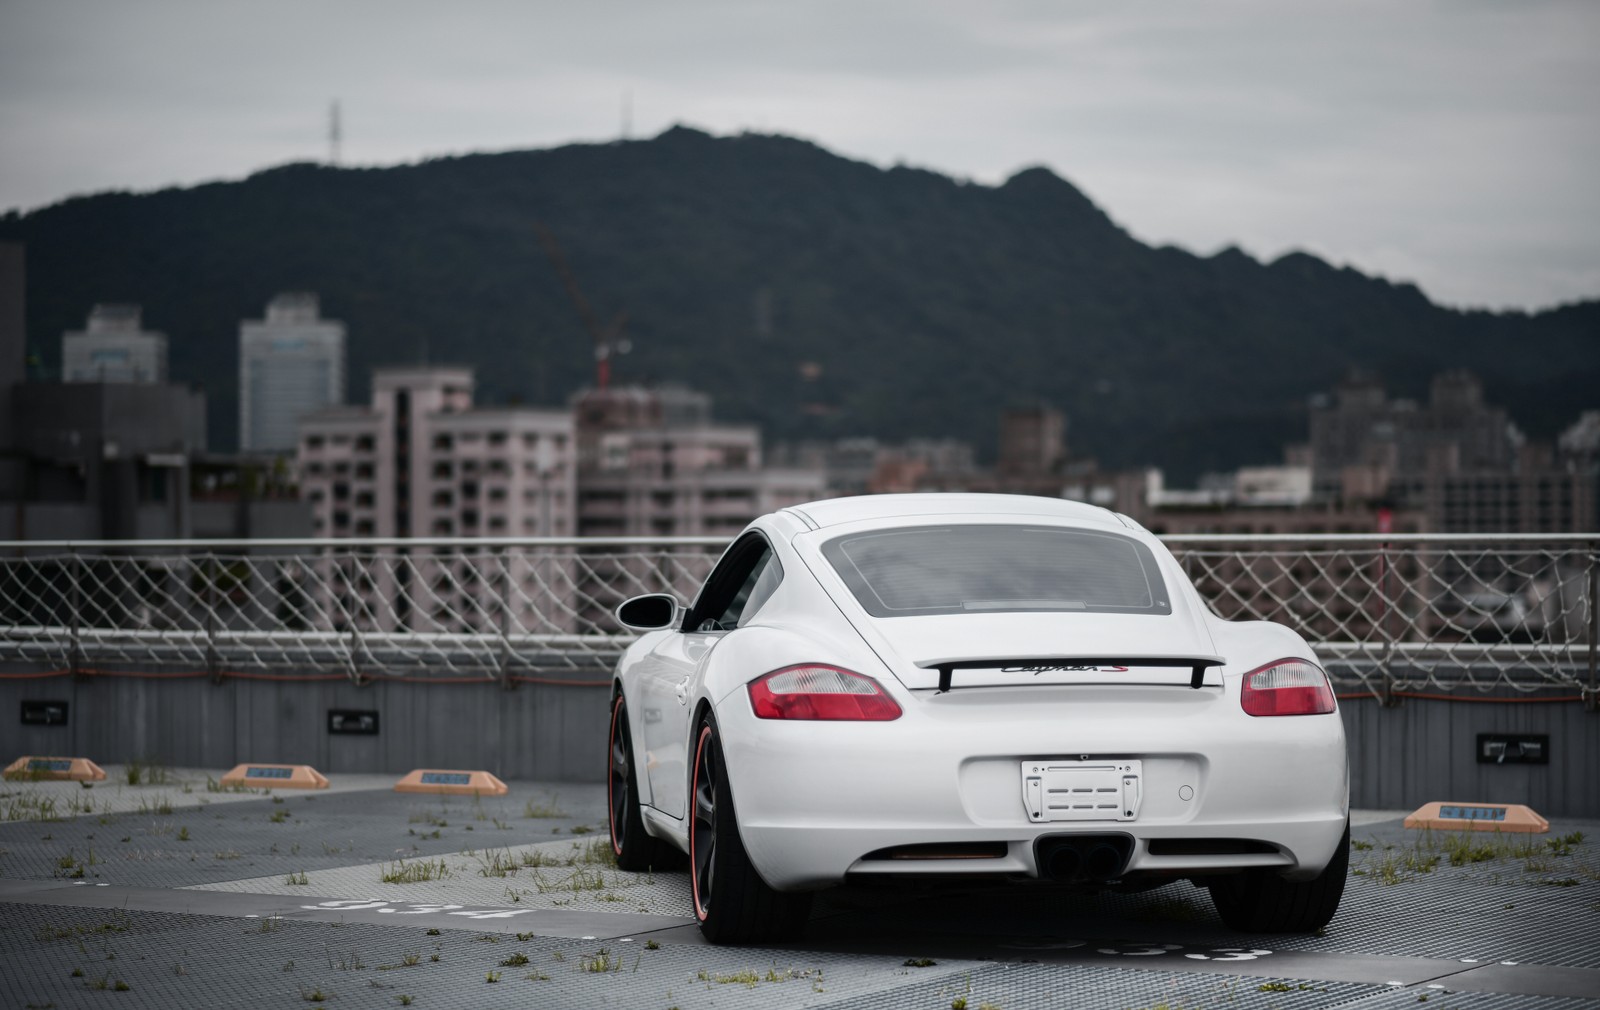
0,534,1594,700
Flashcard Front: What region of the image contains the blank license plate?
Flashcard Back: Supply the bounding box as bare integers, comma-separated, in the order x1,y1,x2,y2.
1021,759,1142,822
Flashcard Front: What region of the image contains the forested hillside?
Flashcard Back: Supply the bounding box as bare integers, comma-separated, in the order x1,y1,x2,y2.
4,126,1594,477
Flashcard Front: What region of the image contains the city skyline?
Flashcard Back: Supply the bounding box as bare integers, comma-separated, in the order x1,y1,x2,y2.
2,1,1597,311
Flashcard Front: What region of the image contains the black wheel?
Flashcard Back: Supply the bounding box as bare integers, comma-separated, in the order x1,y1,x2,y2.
1208,819,1349,932
608,693,679,872
689,715,812,944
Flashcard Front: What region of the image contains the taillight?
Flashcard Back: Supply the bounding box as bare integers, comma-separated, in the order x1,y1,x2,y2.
1240,659,1336,716
747,664,902,721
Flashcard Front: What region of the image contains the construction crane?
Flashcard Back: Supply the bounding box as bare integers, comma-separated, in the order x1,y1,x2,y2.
534,222,630,391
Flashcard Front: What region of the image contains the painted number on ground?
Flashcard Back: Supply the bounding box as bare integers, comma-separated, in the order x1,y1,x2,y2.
1094,942,1273,961
299,899,537,920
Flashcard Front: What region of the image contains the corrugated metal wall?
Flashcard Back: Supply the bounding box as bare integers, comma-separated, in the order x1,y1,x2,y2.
4,671,1596,817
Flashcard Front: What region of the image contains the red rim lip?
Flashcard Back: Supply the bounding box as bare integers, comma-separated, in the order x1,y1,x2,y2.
689,724,712,922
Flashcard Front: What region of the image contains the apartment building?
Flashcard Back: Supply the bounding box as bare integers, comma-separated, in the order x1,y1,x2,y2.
297,366,576,634
573,386,826,539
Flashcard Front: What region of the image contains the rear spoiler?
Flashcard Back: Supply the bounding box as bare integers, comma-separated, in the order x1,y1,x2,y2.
918,656,1226,693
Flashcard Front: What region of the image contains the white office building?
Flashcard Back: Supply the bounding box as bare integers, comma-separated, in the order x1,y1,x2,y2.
239,293,346,453
62,305,168,384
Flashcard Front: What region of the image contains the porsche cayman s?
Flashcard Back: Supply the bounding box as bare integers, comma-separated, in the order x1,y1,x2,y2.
606,494,1348,944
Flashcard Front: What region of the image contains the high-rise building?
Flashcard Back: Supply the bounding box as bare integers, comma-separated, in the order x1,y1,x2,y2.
239,293,345,453
62,305,168,384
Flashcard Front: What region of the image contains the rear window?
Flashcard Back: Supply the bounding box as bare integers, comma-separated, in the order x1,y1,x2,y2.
820,524,1172,618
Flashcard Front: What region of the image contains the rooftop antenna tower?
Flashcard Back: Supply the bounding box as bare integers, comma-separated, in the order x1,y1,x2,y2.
328,100,342,165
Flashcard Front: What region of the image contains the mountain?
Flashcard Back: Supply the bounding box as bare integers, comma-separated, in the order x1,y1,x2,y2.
3,126,1595,479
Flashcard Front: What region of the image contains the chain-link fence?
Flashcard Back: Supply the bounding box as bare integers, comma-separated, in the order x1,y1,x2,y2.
0,534,1594,698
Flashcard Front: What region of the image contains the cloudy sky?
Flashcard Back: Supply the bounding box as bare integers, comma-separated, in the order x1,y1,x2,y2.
2,0,1595,311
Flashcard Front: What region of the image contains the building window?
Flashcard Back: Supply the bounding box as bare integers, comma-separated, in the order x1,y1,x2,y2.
356,435,375,452
432,462,453,479
488,431,507,447
488,486,507,502
433,434,453,450
333,482,350,501
355,463,374,478
433,490,453,507
488,516,507,532
305,435,325,450
355,491,374,507
354,519,374,535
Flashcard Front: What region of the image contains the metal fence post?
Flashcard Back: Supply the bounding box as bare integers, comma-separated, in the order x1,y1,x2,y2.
68,547,83,676
346,553,364,686
1587,541,1598,713
498,547,514,691
204,552,221,684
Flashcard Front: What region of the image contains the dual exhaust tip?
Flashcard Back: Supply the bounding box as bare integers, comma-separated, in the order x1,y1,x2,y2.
1035,835,1133,883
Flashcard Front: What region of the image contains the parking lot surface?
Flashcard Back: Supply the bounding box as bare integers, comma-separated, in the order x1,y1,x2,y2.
2,769,1596,1009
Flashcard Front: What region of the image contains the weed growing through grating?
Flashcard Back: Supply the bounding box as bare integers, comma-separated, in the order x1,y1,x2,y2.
381,858,451,884
523,794,566,818
125,759,173,786
286,870,310,885
2,792,61,822
500,952,530,967
37,913,130,943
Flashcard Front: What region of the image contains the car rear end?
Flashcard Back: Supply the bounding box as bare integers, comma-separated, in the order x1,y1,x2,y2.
721,511,1347,895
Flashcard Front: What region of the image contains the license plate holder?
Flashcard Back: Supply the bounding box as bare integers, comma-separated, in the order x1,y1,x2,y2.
1022,759,1142,822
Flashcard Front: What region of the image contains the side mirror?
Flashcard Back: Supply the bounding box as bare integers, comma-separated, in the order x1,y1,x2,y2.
616,594,680,631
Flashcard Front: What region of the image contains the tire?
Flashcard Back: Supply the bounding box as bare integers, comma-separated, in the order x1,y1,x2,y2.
689,715,812,944
607,693,680,872
1208,820,1350,932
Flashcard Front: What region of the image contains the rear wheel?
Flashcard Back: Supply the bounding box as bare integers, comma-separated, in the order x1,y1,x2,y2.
690,715,812,944
608,694,679,872
1208,820,1349,932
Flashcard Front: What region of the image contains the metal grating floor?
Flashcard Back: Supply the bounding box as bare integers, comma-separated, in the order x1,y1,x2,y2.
2,779,1597,1009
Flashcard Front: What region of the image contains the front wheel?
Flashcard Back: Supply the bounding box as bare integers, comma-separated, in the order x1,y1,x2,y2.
1208,820,1349,932
690,715,811,944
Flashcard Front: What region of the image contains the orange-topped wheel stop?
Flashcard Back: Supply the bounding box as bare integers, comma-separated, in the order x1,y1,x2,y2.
1404,801,1548,834
219,763,330,790
3,756,107,782
394,769,508,796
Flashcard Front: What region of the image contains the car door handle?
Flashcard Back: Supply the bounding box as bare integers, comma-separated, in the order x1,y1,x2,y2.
674,678,689,704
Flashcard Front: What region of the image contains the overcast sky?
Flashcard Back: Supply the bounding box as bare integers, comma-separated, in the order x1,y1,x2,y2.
2,0,1595,311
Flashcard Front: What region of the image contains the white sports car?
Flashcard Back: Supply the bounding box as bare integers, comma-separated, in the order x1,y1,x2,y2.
607,494,1348,945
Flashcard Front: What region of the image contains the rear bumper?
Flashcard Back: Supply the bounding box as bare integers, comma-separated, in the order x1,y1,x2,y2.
714,686,1348,891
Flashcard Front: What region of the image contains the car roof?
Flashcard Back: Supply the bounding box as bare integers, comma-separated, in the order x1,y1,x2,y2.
782,493,1128,531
